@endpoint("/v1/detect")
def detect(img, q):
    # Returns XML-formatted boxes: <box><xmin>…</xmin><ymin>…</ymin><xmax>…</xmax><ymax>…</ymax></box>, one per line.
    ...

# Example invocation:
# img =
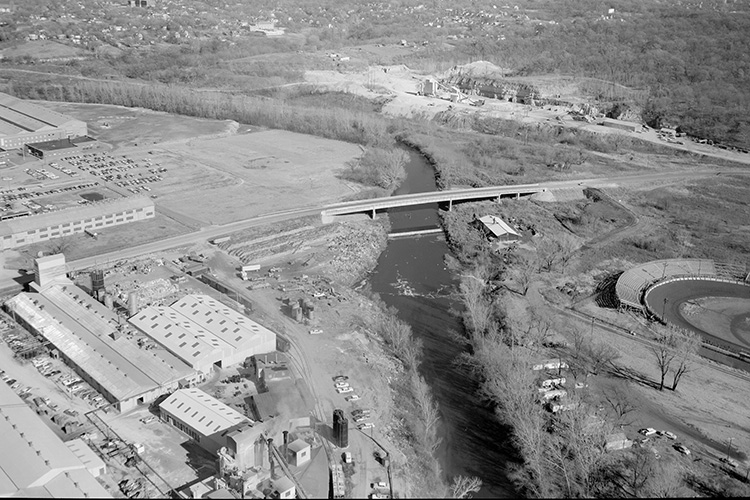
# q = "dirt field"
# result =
<box><xmin>150</xmin><ymin>130</ymin><xmax>363</xmax><ymax>224</ymax></box>
<box><xmin>303</xmin><ymin>63</ymin><xmax>750</xmax><ymax>167</ymax></box>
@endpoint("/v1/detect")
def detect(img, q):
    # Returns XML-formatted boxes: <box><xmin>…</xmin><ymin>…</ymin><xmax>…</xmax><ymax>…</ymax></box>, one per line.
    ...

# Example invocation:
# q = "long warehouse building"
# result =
<box><xmin>130</xmin><ymin>294</ymin><xmax>277</xmax><ymax>374</ymax></box>
<box><xmin>0</xmin><ymin>92</ymin><xmax>87</xmax><ymax>150</ymax></box>
<box><xmin>0</xmin><ymin>381</ymin><xmax>111</xmax><ymax>498</ymax></box>
<box><xmin>5</xmin><ymin>262</ymin><xmax>200</xmax><ymax>412</ymax></box>
<box><xmin>0</xmin><ymin>196</ymin><xmax>155</xmax><ymax>250</ymax></box>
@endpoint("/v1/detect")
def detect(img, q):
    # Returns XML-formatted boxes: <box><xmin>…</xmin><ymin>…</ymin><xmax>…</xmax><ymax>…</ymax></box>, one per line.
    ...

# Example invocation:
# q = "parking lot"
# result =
<box><xmin>61</xmin><ymin>151</ymin><xmax>167</xmax><ymax>195</ymax></box>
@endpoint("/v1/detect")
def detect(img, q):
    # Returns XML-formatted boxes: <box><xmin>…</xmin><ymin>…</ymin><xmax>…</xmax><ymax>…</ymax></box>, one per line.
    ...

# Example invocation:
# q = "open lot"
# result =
<box><xmin>153</xmin><ymin>130</ymin><xmax>363</xmax><ymax>224</ymax></box>
<box><xmin>40</xmin><ymin>101</ymin><xmax>237</xmax><ymax>149</ymax></box>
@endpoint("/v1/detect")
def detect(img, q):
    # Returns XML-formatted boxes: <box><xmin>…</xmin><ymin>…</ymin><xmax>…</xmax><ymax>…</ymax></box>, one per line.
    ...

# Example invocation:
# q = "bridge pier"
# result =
<box><xmin>516</xmin><ymin>192</ymin><xmax>520</xmax><ymax>199</ymax></box>
<box><xmin>448</xmin><ymin>199</ymin><xmax>452</xmax><ymax>211</ymax></box>
<box><xmin>371</xmin><ymin>208</ymin><xmax>376</xmax><ymax>219</ymax></box>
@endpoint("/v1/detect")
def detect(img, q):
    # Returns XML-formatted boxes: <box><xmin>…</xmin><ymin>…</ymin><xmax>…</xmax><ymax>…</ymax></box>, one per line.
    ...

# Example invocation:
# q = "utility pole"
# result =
<box><xmin>662</xmin><ymin>297</ymin><xmax>668</xmax><ymax>321</ymax></box>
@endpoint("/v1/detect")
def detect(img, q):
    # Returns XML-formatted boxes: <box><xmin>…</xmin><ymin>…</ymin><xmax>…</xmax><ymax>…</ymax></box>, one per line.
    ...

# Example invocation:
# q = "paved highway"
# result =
<box><xmin>67</xmin><ymin>206</ymin><xmax>322</xmax><ymax>271</ymax></box>
<box><xmin>66</xmin><ymin>167</ymin><xmax>748</xmax><ymax>272</ymax></box>
<box><xmin>321</xmin><ymin>167</ymin><xmax>745</xmax><ymax>217</ymax></box>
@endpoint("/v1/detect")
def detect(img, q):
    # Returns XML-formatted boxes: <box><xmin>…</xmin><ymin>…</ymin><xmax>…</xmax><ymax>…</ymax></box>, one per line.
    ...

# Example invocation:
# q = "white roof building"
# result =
<box><xmin>477</xmin><ymin>215</ymin><xmax>520</xmax><ymax>240</ymax></box>
<box><xmin>0</xmin><ymin>382</ymin><xmax>111</xmax><ymax>498</ymax></box>
<box><xmin>130</xmin><ymin>294</ymin><xmax>277</xmax><ymax>373</ymax></box>
<box><xmin>6</xmin><ymin>282</ymin><xmax>197</xmax><ymax>412</ymax></box>
<box><xmin>159</xmin><ymin>388</ymin><xmax>251</xmax><ymax>454</ymax></box>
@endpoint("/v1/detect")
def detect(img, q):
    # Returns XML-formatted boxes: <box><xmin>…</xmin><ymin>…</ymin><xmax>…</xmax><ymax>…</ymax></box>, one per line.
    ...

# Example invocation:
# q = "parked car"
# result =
<box><xmin>720</xmin><ymin>457</ymin><xmax>739</xmax><ymax>468</ymax></box>
<box><xmin>335</xmin><ymin>381</ymin><xmax>350</xmax><ymax>389</ymax></box>
<box><xmin>357</xmin><ymin>422</ymin><xmax>375</xmax><ymax>430</ymax></box>
<box><xmin>639</xmin><ymin>428</ymin><xmax>657</xmax><ymax>436</ymax></box>
<box><xmin>673</xmin><ymin>444</ymin><xmax>691</xmax><ymax>455</ymax></box>
<box><xmin>332</xmin><ymin>375</ymin><xmax>349</xmax><ymax>382</ymax></box>
<box><xmin>5</xmin><ymin>378</ymin><xmax>16</xmax><ymax>386</ymax></box>
<box><xmin>375</xmin><ymin>481</ymin><xmax>389</xmax><ymax>489</ymax></box>
<box><xmin>663</xmin><ymin>431</ymin><xmax>677</xmax><ymax>440</ymax></box>
<box><xmin>345</xmin><ymin>394</ymin><xmax>360</xmax><ymax>402</ymax></box>
<box><xmin>309</xmin><ymin>329</ymin><xmax>323</xmax><ymax>335</ymax></box>
<box><xmin>337</xmin><ymin>386</ymin><xmax>354</xmax><ymax>394</ymax></box>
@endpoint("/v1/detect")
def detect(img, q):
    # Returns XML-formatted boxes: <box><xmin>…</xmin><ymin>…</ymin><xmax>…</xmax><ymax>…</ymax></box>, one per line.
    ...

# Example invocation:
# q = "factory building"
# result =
<box><xmin>130</xmin><ymin>294</ymin><xmax>277</xmax><ymax>374</ymax></box>
<box><xmin>25</xmin><ymin>136</ymin><xmax>101</xmax><ymax>160</ymax></box>
<box><xmin>159</xmin><ymin>388</ymin><xmax>251</xmax><ymax>454</ymax></box>
<box><xmin>0</xmin><ymin>196</ymin><xmax>155</xmax><ymax>250</ymax></box>
<box><xmin>0</xmin><ymin>92</ymin><xmax>87</xmax><ymax>150</ymax></box>
<box><xmin>0</xmin><ymin>382</ymin><xmax>111</xmax><ymax>497</ymax></box>
<box><xmin>4</xmin><ymin>256</ymin><xmax>199</xmax><ymax>412</ymax></box>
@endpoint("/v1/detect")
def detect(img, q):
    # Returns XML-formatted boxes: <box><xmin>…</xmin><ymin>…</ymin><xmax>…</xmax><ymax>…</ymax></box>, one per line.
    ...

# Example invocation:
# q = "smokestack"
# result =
<box><xmin>283</xmin><ymin>431</ymin><xmax>289</xmax><ymax>456</ymax></box>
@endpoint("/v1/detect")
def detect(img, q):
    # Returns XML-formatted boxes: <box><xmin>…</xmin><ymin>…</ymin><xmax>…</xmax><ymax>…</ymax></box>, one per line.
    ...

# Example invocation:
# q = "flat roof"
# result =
<box><xmin>160</xmin><ymin>388</ymin><xmax>249</xmax><ymax>436</ymax></box>
<box><xmin>478</xmin><ymin>215</ymin><xmax>519</xmax><ymax>238</ymax></box>
<box><xmin>287</xmin><ymin>438</ymin><xmax>309</xmax><ymax>453</ymax></box>
<box><xmin>0</xmin><ymin>195</ymin><xmax>154</xmax><ymax>237</ymax></box>
<box><xmin>0</xmin><ymin>382</ymin><xmax>111</xmax><ymax>498</ymax></box>
<box><xmin>27</xmin><ymin>138</ymin><xmax>78</xmax><ymax>151</ymax></box>
<box><xmin>130</xmin><ymin>294</ymin><xmax>276</xmax><ymax>367</ymax></box>
<box><xmin>7</xmin><ymin>284</ymin><xmax>194</xmax><ymax>402</ymax></box>
<box><xmin>0</xmin><ymin>93</ymin><xmax>86</xmax><ymax>138</ymax></box>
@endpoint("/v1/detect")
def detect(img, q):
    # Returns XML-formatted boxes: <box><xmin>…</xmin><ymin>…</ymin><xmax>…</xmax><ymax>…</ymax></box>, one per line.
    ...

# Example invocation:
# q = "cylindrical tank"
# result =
<box><xmin>333</xmin><ymin>409</ymin><xmax>348</xmax><ymax>448</ymax></box>
<box><xmin>128</xmin><ymin>291</ymin><xmax>139</xmax><ymax>316</ymax></box>
<box><xmin>104</xmin><ymin>294</ymin><xmax>114</xmax><ymax>310</ymax></box>
<box><xmin>91</xmin><ymin>269</ymin><xmax>105</xmax><ymax>295</ymax></box>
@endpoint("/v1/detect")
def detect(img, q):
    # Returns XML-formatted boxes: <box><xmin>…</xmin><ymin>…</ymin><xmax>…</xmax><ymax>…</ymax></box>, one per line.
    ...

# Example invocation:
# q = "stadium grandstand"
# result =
<box><xmin>616</xmin><ymin>259</ymin><xmax>717</xmax><ymax>309</ymax></box>
<box><xmin>615</xmin><ymin>259</ymin><xmax>749</xmax><ymax>310</ymax></box>
<box><xmin>0</xmin><ymin>92</ymin><xmax>87</xmax><ymax>150</ymax></box>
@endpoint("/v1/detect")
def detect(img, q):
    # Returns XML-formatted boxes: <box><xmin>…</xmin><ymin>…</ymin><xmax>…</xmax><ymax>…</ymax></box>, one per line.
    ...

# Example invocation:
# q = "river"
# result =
<box><xmin>368</xmin><ymin>147</ymin><xmax>517</xmax><ymax>497</ymax></box>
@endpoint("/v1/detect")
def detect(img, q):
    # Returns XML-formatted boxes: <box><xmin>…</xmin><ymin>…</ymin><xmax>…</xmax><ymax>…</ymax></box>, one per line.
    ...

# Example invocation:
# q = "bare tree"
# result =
<box><xmin>650</xmin><ymin>335</ymin><xmax>675</xmax><ymax>391</ymax></box>
<box><xmin>650</xmin><ymin>325</ymin><xmax>699</xmax><ymax>391</ymax></box>
<box><xmin>448</xmin><ymin>475</ymin><xmax>483</xmax><ymax>498</ymax></box>
<box><xmin>512</xmin><ymin>253</ymin><xmax>538</xmax><ymax>295</ymax></box>
<box><xmin>602</xmin><ymin>385</ymin><xmax>636</xmax><ymax>426</ymax></box>
<box><xmin>670</xmin><ymin>328</ymin><xmax>700</xmax><ymax>391</ymax></box>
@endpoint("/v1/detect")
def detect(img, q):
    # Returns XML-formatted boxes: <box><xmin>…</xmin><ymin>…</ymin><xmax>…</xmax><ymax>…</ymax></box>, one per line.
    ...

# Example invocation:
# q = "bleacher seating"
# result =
<box><xmin>616</xmin><ymin>259</ymin><xmax>716</xmax><ymax>309</ymax></box>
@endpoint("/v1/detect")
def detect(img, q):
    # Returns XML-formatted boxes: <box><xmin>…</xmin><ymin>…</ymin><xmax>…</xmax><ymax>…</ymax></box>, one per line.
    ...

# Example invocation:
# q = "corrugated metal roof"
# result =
<box><xmin>160</xmin><ymin>388</ymin><xmax>248</xmax><ymax>437</ymax></box>
<box><xmin>0</xmin><ymin>196</ymin><xmax>154</xmax><ymax>236</ymax></box>
<box><xmin>0</xmin><ymin>382</ymin><xmax>111</xmax><ymax>498</ymax></box>
<box><xmin>6</xmin><ymin>285</ymin><xmax>194</xmax><ymax>402</ymax></box>
<box><xmin>478</xmin><ymin>215</ymin><xmax>519</xmax><ymax>238</ymax></box>
<box><xmin>130</xmin><ymin>305</ymin><xmax>226</xmax><ymax>369</ymax></box>
<box><xmin>130</xmin><ymin>294</ymin><xmax>275</xmax><ymax>368</ymax></box>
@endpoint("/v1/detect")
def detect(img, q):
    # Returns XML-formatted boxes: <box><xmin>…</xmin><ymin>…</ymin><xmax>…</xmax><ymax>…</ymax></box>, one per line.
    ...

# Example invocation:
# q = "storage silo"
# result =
<box><xmin>333</xmin><ymin>409</ymin><xmax>348</xmax><ymax>449</ymax></box>
<box><xmin>90</xmin><ymin>269</ymin><xmax>105</xmax><ymax>296</ymax></box>
<box><xmin>128</xmin><ymin>291</ymin><xmax>139</xmax><ymax>316</ymax></box>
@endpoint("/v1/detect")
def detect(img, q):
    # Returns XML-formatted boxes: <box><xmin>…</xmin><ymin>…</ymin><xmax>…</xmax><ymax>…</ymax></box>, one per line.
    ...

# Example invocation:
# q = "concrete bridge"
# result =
<box><xmin>321</xmin><ymin>184</ymin><xmax>547</xmax><ymax>222</ymax></box>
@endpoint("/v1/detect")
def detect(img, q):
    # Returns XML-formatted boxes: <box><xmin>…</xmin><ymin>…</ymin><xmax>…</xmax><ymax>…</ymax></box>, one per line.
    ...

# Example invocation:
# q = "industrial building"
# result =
<box><xmin>0</xmin><ymin>92</ymin><xmax>87</xmax><ymax>150</ymax></box>
<box><xmin>25</xmin><ymin>136</ymin><xmax>101</xmax><ymax>160</ymax></box>
<box><xmin>159</xmin><ymin>388</ymin><xmax>251</xmax><ymax>454</ymax></box>
<box><xmin>0</xmin><ymin>381</ymin><xmax>111</xmax><ymax>497</ymax></box>
<box><xmin>0</xmin><ymin>196</ymin><xmax>155</xmax><ymax>250</ymax></box>
<box><xmin>130</xmin><ymin>294</ymin><xmax>277</xmax><ymax>374</ymax></box>
<box><xmin>5</xmin><ymin>255</ymin><xmax>199</xmax><ymax>412</ymax></box>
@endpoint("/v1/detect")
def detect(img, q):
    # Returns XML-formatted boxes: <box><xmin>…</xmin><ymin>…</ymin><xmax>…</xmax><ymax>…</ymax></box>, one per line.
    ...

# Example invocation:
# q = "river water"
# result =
<box><xmin>368</xmin><ymin>148</ymin><xmax>516</xmax><ymax>497</ymax></box>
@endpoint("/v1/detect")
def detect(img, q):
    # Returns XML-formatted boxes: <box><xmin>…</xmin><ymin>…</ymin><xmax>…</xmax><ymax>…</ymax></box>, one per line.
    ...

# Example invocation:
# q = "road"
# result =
<box><xmin>65</xmin><ymin>167</ymin><xmax>750</xmax><ymax>273</ymax></box>
<box><xmin>66</xmin><ymin>206</ymin><xmax>322</xmax><ymax>271</ymax></box>
<box><xmin>322</xmin><ymin>167</ymin><xmax>748</xmax><ymax>218</ymax></box>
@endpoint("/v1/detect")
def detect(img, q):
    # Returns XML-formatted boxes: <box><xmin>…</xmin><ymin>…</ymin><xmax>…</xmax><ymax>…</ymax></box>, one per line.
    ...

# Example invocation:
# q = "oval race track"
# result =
<box><xmin>644</xmin><ymin>279</ymin><xmax>750</xmax><ymax>352</ymax></box>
